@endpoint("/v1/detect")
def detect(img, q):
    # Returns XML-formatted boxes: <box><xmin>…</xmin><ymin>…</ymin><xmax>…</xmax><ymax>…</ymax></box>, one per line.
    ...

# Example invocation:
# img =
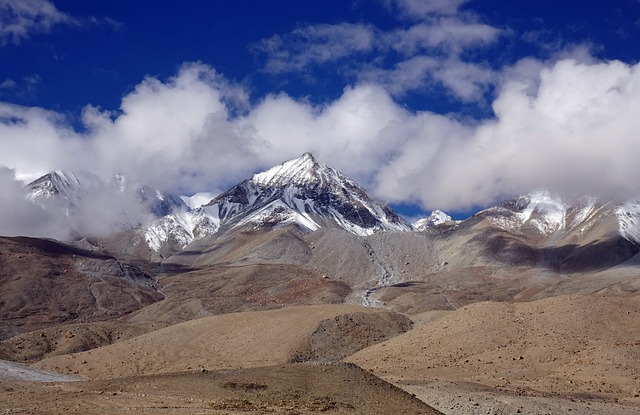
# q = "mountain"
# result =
<box><xmin>413</xmin><ymin>210</ymin><xmax>453</xmax><ymax>230</ymax></box>
<box><xmin>27</xmin><ymin>171</ymin><xmax>187</xmax><ymax>217</ymax></box>
<box><xmin>25</xmin><ymin>170</ymin><xmax>191</xmax><ymax>241</ymax></box>
<box><xmin>475</xmin><ymin>190</ymin><xmax>640</xmax><ymax>246</ymax></box>
<box><xmin>26</xmin><ymin>167</ymin><xmax>640</xmax><ymax>276</ymax></box>
<box><xmin>143</xmin><ymin>153</ymin><xmax>412</xmax><ymax>253</ymax></box>
<box><xmin>428</xmin><ymin>190</ymin><xmax>640</xmax><ymax>274</ymax></box>
<box><xmin>138</xmin><ymin>185</ymin><xmax>189</xmax><ymax>217</ymax></box>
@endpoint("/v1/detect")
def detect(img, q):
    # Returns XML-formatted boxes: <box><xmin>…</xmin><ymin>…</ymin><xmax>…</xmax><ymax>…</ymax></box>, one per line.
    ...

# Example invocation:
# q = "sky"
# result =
<box><xmin>2</xmin><ymin>0</ymin><xmax>640</xmax><ymax>237</ymax></box>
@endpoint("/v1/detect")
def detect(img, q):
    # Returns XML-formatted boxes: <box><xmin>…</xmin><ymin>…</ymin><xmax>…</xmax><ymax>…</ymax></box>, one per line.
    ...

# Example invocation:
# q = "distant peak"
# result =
<box><xmin>413</xmin><ymin>209</ymin><xmax>452</xmax><ymax>230</ymax></box>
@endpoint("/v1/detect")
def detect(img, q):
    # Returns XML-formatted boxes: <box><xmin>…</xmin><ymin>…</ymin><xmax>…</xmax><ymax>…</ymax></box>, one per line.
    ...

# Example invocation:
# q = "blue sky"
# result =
<box><xmin>2</xmin><ymin>0</ymin><xmax>640</xmax><ymax>223</ymax></box>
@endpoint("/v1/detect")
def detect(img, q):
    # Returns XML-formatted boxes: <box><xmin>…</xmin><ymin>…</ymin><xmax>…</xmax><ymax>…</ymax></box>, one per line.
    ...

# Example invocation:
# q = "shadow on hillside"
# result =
<box><xmin>5</xmin><ymin>236</ymin><xmax>115</xmax><ymax>260</ymax></box>
<box><xmin>472</xmin><ymin>231</ymin><xmax>640</xmax><ymax>273</ymax></box>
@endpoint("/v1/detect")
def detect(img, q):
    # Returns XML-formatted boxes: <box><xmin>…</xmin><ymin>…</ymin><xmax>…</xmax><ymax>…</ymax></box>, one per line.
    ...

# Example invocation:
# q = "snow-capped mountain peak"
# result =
<box><xmin>200</xmin><ymin>153</ymin><xmax>411</xmax><ymax>233</ymax></box>
<box><xmin>481</xmin><ymin>190</ymin><xmax>567</xmax><ymax>236</ymax></box>
<box><xmin>143</xmin><ymin>153</ymin><xmax>412</xmax><ymax>252</ymax></box>
<box><xmin>27</xmin><ymin>170</ymin><xmax>82</xmax><ymax>203</ymax></box>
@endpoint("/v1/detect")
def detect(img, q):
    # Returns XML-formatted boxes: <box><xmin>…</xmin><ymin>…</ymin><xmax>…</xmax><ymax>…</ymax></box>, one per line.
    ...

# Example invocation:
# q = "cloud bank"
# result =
<box><xmin>1</xmin><ymin>56</ymin><xmax>640</xmax><ymax>219</ymax></box>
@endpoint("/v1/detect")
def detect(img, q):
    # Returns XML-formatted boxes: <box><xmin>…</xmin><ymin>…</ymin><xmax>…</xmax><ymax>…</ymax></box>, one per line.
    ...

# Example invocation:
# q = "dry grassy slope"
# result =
<box><xmin>165</xmin><ymin>227</ymin><xmax>315</xmax><ymax>270</ymax></box>
<box><xmin>347</xmin><ymin>295</ymin><xmax>640</xmax><ymax>402</ymax></box>
<box><xmin>0</xmin><ymin>237</ymin><xmax>163</xmax><ymax>339</ymax></box>
<box><xmin>36</xmin><ymin>304</ymin><xmax>411</xmax><ymax>379</ymax></box>
<box><xmin>373</xmin><ymin>254</ymin><xmax>640</xmax><ymax>316</ymax></box>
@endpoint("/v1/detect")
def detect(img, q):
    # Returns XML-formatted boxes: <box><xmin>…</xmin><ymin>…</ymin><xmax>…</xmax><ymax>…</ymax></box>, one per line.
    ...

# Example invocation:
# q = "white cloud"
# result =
<box><xmin>242</xmin><ymin>83</ymin><xmax>409</xmax><ymax>186</ymax></box>
<box><xmin>0</xmin><ymin>102</ymin><xmax>88</xmax><ymax>181</ymax></box>
<box><xmin>0</xmin><ymin>78</ymin><xmax>17</xmax><ymax>89</ymax></box>
<box><xmin>4</xmin><ymin>56</ymin><xmax>640</xmax><ymax>237</ymax></box>
<box><xmin>385</xmin><ymin>19</ymin><xmax>500</xmax><ymax>55</ymax></box>
<box><xmin>255</xmin><ymin>23</ymin><xmax>376</xmax><ymax>74</ymax></box>
<box><xmin>0</xmin><ymin>0</ymin><xmax>76</xmax><ymax>45</ymax></box>
<box><xmin>360</xmin><ymin>56</ymin><xmax>438</xmax><ymax>96</ymax></box>
<box><xmin>0</xmin><ymin>75</ymin><xmax>41</xmax><ymax>101</ymax></box>
<box><xmin>81</xmin><ymin>62</ymin><xmax>253</xmax><ymax>192</ymax></box>
<box><xmin>384</xmin><ymin>0</ymin><xmax>470</xmax><ymax>18</ymax></box>
<box><xmin>431</xmin><ymin>58</ymin><xmax>495</xmax><ymax>101</ymax></box>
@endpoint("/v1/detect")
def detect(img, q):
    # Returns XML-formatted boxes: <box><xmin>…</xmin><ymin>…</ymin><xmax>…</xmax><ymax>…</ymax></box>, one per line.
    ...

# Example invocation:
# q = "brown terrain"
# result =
<box><xmin>2</xmin><ymin>208</ymin><xmax>640</xmax><ymax>415</ymax></box>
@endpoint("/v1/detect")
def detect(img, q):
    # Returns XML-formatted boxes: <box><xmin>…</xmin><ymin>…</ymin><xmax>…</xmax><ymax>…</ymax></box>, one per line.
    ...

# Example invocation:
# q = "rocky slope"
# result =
<box><xmin>0</xmin><ymin>236</ymin><xmax>163</xmax><ymax>340</ymax></box>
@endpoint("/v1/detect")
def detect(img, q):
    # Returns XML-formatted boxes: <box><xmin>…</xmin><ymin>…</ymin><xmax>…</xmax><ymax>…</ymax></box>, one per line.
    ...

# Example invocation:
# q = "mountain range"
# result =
<box><xmin>4</xmin><ymin>153</ymin><xmax>640</xmax><ymax>414</ymax></box>
<box><xmin>25</xmin><ymin>153</ymin><xmax>640</xmax><ymax>273</ymax></box>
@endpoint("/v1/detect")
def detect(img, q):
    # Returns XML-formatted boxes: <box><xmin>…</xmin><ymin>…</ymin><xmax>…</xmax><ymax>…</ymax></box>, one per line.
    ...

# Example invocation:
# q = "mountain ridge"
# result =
<box><xmin>143</xmin><ymin>153</ymin><xmax>412</xmax><ymax>253</ymax></box>
<box><xmin>21</xmin><ymin>156</ymin><xmax>640</xmax><ymax>271</ymax></box>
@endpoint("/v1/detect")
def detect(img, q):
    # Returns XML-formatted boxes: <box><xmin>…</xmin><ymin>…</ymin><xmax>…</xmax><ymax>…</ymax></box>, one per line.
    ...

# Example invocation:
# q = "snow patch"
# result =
<box><xmin>616</xmin><ymin>200</ymin><xmax>640</xmax><ymax>244</ymax></box>
<box><xmin>235</xmin><ymin>200</ymin><xmax>320</xmax><ymax>231</ymax></box>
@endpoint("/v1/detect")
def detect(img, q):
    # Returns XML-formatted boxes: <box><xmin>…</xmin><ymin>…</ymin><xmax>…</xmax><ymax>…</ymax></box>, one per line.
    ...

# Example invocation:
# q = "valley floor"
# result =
<box><xmin>2</xmin><ymin>296</ymin><xmax>640</xmax><ymax>415</ymax></box>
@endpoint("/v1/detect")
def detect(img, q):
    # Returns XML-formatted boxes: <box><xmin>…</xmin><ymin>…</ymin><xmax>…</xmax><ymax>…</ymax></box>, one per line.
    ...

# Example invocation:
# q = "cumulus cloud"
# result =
<box><xmin>375</xmin><ymin>57</ymin><xmax>640</xmax><ymax>210</ymax></box>
<box><xmin>0</xmin><ymin>0</ymin><xmax>76</xmax><ymax>45</ymax></box>
<box><xmin>0</xmin><ymin>102</ymin><xmax>88</xmax><ymax>181</ymax></box>
<box><xmin>241</xmin><ymin>83</ymin><xmax>409</xmax><ymax>187</ymax></box>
